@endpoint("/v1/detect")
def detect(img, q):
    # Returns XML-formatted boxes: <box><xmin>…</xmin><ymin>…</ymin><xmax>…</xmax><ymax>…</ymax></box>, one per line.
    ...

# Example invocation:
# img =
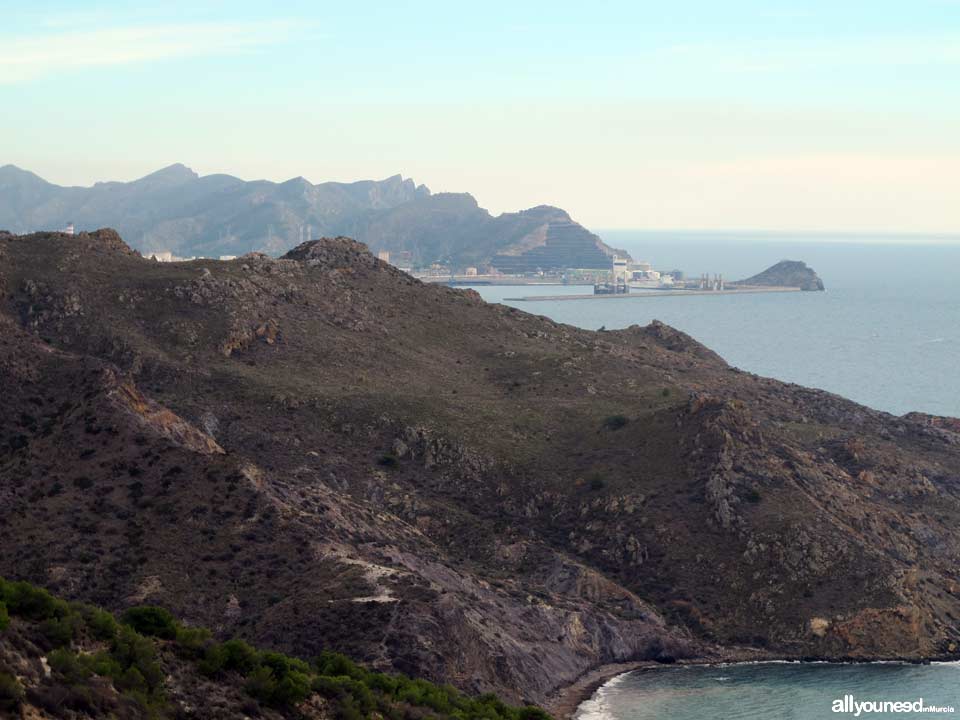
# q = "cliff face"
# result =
<box><xmin>0</xmin><ymin>231</ymin><xmax>958</xmax><ymax>704</ymax></box>
<box><xmin>736</xmin><ymin>260</ymin><xmax>826</xmax><ymax>291</ymax></box>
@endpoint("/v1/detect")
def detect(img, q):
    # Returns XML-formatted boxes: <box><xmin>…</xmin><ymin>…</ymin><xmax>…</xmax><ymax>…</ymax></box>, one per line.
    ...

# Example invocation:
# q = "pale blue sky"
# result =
<box><xmin>2</xmin><ymin>1</ymin><xmax>958</xmax><ymax>232</ymax></box>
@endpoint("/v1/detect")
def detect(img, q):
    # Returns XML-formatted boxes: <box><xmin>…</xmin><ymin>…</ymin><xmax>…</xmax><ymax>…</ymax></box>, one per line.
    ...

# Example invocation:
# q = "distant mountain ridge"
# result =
<box><xmin>0</xmin><ymin>163</ymin><xmax>623</xmax><ymax>269</ymax></box>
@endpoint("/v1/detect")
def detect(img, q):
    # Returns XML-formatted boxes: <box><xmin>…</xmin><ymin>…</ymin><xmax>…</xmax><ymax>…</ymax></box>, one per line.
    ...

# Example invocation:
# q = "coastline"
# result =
<box><xmin>542</xmin><ymin>661</ymin><xmax>656</xmax><ymax>720</ymax></box>
<box><xmin>541</xmin><ymin>649</ymin><xmax>959</xmax><ymax>720</ymax></box>
<box><xmin>504</xmin><ymin>286</ymin><xmax>803</xmax><ymax>301</ymax></box>
<box><xmin>542</xmin><ymin>647</ymin><xmax>779</xmax><ymax>720</ymax></box>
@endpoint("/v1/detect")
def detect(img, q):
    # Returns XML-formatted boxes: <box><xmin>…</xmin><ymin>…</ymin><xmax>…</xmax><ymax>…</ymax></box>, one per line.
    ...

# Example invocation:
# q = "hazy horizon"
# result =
<box><xmin>3</xmin><ymin>1</ymin><xmax>958</xmax><ymax>235</ymax></box>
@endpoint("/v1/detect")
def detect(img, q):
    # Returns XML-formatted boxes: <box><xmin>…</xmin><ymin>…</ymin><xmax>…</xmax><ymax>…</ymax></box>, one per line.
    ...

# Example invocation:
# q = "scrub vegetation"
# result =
<box><xmin>0</xmin><ymin>577</ymin><xmax>552</xmax><ymax>720</ymax></box>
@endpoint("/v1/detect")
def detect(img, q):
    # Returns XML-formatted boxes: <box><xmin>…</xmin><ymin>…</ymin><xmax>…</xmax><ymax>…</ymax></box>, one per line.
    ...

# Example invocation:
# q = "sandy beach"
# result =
<box><xmin>543</xmin><ymin>646</ymin><xmax>780</xmax><ymax>720</ymax></box>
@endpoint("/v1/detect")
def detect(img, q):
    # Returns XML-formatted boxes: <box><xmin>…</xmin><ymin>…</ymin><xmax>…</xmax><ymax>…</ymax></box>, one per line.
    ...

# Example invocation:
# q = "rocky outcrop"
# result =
<box><xmin>903</xmin><ymin>412</ymin><xmax>960</xmax><ymax>445</ymax></box>
<box><xmin>735</xmin><ymin>260</ymin><xmax>825</xmax><ymax>291</ymax></box>
<box><xmin>631</xmin><ymin>320</ymin><xmax>726</xmax><ymax>364</ymax></box>
<box><xmin>281</xmin><ymin>236</ymin><xmax>386</xmax><ymax>270</ymax></box>
<box><xmin>104</xmin><ymin>370</ymin><xmax>225</xmax><ymax>455</ymax></box>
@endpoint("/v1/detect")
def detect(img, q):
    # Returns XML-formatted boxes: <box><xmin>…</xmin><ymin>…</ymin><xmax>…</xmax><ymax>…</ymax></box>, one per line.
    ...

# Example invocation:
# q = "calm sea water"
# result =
<box><xmin>471</xmin><ymin>231</ymin><xmax>960</xmax><ymax>715</ymax></box>
<box><xmin>469</xmin><ymin>232</ymin><xmax>960</xmax><ymax>418</ymax></box>
<box><xmin>575</xmin><ymin>663</ymin><xmax>959</xmax><ymax>720</ymax></box>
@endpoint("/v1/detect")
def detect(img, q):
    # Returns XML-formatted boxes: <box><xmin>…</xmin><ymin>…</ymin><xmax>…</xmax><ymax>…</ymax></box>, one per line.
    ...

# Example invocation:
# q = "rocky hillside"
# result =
<box><xmin>735</xmin><ymin>260</ymin><xmax>825</xmax><ymax>291</ymax></box>
<box><xmin>0</xmin><ymin>230</ymin><xmax>958</xmax><ymax>708</ymax></box>
<box><xmin>335</xmin><ymin>195</ymin><xmax>623</xmax><ymax>271</ymax></box>
<box><xmin>0</xmin><ymin>165</ymin><xmax>623</xmax><ymax>270</ymax></box>
<box><xmin>0</xmin><ymin>577</ymin><xmax>551</xmax><ymax>720</ymax></box>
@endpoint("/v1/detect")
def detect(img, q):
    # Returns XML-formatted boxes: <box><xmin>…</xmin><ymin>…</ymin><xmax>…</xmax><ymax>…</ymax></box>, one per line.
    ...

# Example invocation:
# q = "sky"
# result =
<box><xmin>1</xmin><ymin>0</ymin><xmax>958</xmax><ymax>234</ymax></box>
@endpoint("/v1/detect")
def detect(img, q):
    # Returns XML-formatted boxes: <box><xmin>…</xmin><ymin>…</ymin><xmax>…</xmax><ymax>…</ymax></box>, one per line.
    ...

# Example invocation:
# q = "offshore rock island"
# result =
<box><xmin>733</xmin><ymin>260</ymin><xmax>826</xmax><ymax>292</ymax></box>
<box><xmin>0</xmin><ymin>230</ymin><xmax>958</xmax><ymax>717</ymax></box>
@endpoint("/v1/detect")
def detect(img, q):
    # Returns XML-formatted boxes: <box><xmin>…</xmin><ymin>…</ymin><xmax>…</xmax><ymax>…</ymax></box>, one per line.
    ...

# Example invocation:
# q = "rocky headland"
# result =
<box><xmin>0</xmin><ymin>230</ymin><xmax>958</xmax><ymax>716</ymax></box>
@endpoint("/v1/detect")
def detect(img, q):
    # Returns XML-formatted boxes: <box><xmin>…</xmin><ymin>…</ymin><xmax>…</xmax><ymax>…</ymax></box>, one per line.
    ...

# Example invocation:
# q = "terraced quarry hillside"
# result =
<box><xmin>489</xmin><ymin>220</ymin><xmax>615</xmax><ymax>273</ymax></box>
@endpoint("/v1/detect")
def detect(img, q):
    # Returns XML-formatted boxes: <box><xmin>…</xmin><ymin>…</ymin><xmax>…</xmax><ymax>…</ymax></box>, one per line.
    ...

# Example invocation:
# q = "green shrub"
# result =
<box><xmin>336</xmin><ymin>697</ymin><xmax>365</xmax><ymax>720</ymax></box>
<box><xmin>48</xmin><ymin>648</ymin><xmax>94</xmax><ymax>683</ymax></box>
<box><xmin>313</xmin><ymin>675</ymin><xmax>375</xmax><ymax>712</ymax></box>
<box><xmin>110</xmin><ymin>626</ymin><xmax>164</xmax><ymax>694</ymax></box>
<box><xmin>475</xmin><ymin>692</ymin><xmax>511</xmax><ymax>719</ymax></box>
<box><xmin>41</xmin><ymin>613</ymin><xmax>83</xmax><ymax>647</ymax></box>
<box><xmin>244</xmin><ymin>651</ymin><xmax>313</xmax><ymax>707</ymax></box>
<box><xmin>518</xmin><ymin>706</ymin><xmax>554</xmax><ymax>720</ymax></box>
<box><xmin>316</xmin><ymin>650</ymin><xmax>365</xmax><ymax>680</ymax></box>
<box><xmin>220</xmin><ymin>638</ymin><xmax>260</xmax><ymax>674</ymax></box>
<box><xmin>397</xmin><ymin>677</ymin><xmax>456</xmax><ymax>712</ymax></box>
<box><xmin>272</xmin><ymin>670</ymin><xmax>312</xmax><ymax>707</ymax></box>
<box><xmin>116</xmin><ymin>666</ymin><xmax>149</xmax><ymax>694</ymax></box>
<box><xmin>89</xmin><ymin>651</ymin><xmax>123</xmax><ymax>678</ymax></box>
<box><xmin>365</xmin><ymin>671</ymin><xmax>400</xmax><ymax>695</ymax></box>
<box><xmin>197</xmin><ymin>643</ymin><xmax>228</xmax><ymax>677</ymax></box>
<box><xmin>121</xmin><ymin>606</ymin><xmax>177</xmax><ymax>639</ymax></box>
<box><xmin>260</xmin><ymin>650</ymin><xmax>310</xmax><ymax>678</ymax></box>
<box><xmin>0</xmin><ymin>672</ymin><xmax>24</xmax><ymax>712</ymax></box>
<box><xmin>1</xmin><ymin>581</ymin><xmax>65</xmax><ymax>620</ymax></box>
<box><xmin>174</xmin><ymin>625</ymin><xmax>212</xmax><ymax>658</ymax></box>
<box><xmin>244</xmin><ymin>666</ymin><xmax>277</xmax><ymax>704</ymax></box>
<box><xmin>312</xmin><ymin>674</ymin><xmax>350</xmax><ymax>699</ymax></box>
<box><xmin>198</xmin><ymin>637</ymin><xmax>260</xmax><ymax>678</ymax></box>
<box><xmin>78</xmin><ymin>604</ymin><xmax>119</xmax><ymax>641</ymax></box>
<box><xmin>347</xmin><ymin>679</ymin><xmax>376</xmax><ymax>713</ymax></box>
<box><xmin>0</xmin><ymin>578</ymin><xmax>558</xmax><ymax>720</ymax></box>
<box><xmin>602</xmin><ymin>414</ymin><xmax>629</xmax><ymax>431</ymax></box>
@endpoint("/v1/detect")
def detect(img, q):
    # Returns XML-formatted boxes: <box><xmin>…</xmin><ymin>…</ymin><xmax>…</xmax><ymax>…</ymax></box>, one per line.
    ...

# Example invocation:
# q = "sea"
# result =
<box><xmin>468</xmin><ymin>231</ymin><xmax>960</xmax><ymax>418</ymax></box>
<box><xmin>574</xmin><ymin>662</ymin><xmax>958</xmax><ymax>720</ymax></box>
<box><xmin>466</xmin><ymin>231</ymin><xmax>960</xmax><ymax>717</ymax></box>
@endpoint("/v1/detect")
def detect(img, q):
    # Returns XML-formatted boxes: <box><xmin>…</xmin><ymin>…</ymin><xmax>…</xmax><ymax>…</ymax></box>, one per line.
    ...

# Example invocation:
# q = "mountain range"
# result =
<box><xmin>0</xmin><ymin>229</ymin><xmax>958</xmax><ymax>716</ymax></box>
<box><xmin>0</xmin><ymin>164</ymin><xmax>622</xmax><ymax>270</ymax></box>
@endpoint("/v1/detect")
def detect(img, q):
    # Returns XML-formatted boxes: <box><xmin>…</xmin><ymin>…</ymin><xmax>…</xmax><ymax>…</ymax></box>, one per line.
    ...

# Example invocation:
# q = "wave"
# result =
<box><xmin>575</xmin><ymin>658</ymin><xmax>959</xmax><ymax>719</ymax></box>
<box><xmin>574</xmin><ymin>673</ymin><xmax>630</xmax><ymax>720</ymax></box>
